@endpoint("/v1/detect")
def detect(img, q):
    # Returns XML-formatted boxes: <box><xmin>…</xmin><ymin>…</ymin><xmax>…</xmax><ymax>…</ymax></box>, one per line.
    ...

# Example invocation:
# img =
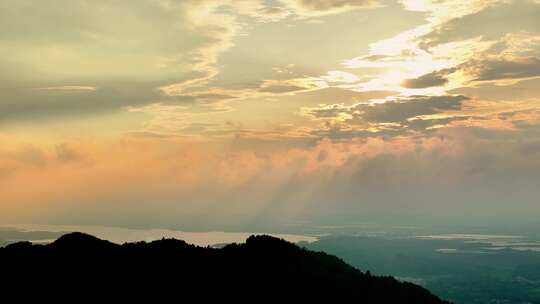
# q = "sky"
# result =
<box><xmin>1</xmin><ymin>0</ymin><xmax>540</xmax><ymax>230</ymax></box>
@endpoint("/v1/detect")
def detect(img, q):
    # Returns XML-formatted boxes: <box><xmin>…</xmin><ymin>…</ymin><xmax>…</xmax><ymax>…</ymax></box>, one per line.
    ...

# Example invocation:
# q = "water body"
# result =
<box><xmin>416</xmin><ymin>234</ymin><xmax>540</xmax><ymax>251</ymax></box>
<box><xmin>0</xmin><ymin>224</ymin><xmax>318</xmax><ymax>246</ymax></box>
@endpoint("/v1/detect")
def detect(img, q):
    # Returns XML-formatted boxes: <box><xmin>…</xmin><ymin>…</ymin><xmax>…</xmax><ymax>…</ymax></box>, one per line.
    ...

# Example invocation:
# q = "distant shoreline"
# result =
<box><xmin>0</xmin><ymin>223</ymin><xmax>318</xmax><ymax>247</ymax></box>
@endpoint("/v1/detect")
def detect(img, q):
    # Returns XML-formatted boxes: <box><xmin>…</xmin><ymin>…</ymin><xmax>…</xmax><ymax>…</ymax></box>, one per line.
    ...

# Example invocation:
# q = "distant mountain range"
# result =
<box><xmin>0</xmin><ymin>232</ymin><xmax>450</xmax><ymax>303</ymax></box>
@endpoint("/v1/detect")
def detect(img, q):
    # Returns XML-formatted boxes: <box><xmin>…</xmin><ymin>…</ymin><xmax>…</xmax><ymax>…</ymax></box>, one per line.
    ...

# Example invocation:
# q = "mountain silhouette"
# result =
<box><xmin>0</xmin><ymin>232</ymin><xmax>450</xmax><ymax>303</ymax></box>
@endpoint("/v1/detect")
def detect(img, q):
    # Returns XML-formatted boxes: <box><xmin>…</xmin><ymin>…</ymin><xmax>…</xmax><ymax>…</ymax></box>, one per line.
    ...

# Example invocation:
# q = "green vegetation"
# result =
<box><xmin>307</xmin><ymin>236</ymin><xmax>540</xmax><ymax>304</ymax></box>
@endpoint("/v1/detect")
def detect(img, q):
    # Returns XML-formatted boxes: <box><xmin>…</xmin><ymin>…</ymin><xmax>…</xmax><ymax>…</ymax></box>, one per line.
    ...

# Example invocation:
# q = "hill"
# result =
<box><xmin>0</xmin><ymin>232</ymin><xmax>450</xmax><ymax>303</ymax></box>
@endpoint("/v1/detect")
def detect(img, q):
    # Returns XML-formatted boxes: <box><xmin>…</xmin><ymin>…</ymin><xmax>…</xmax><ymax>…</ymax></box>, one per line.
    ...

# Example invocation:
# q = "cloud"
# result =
<box><xmin>0</xmin><ymin>1</ymin><xmax>234</xmax><ymax>82</ymax></box>
<box><xmin>258</xmin><ymin>78</ymin><xmax>327</xmax><ymax>93</ymax></box>
<box><xmin>320</xmin><ymin>71</ymin><xmax>361</xmax><ymax>84</ymax></box>
<box><xmin>0</xmin><ymin>84</ymin><xmax>183</xmax><ymax>124</ymax></box>
<box><xmin>216</xmin><ymin>0</ymin><xmax>382</xmax><ymax>20</ymax></box>
<box><xmin>0</xmin><ymin>0</ymin><xmax>258</xmax><ymax>122</ymax></box>
<box><xmin>1</xmin><ymin>0</ymin><xmax>352</xmax><ymax>124</ymax></box>
<box><xmin>466</xmin><ymin>56</ymin><xmax>540</xmax><ymax>83</ymax></box>
<box><xmin>1</xmin><ymin>0</ymin><xmax>540</xmax><ymax>232</ymax></box>
<box><xmin>0</xmin><ymin>0</ymin><xmax>412</xmax><ymax>125</ymax></box>
<box><xmin>160</xmin><ymin>77</ymin><xmax>326</xmax><ymax>105</ymax></box>
<box><xmin>304</xmin><ymin>95</ymin><xmax>467</xmax><ymax>124</ymax></box>
<box><xmin>32</xmin><ymin>86</ymin><xmax>97</xmax><ymax>92</ymax></box>
<box><xmin>401</xmin><ymin>69</ymin><xmax>456</xmax><ymax>88</ymax></box>
<box><xmin>300</xmin><ymin>95</ymin><xmax>471</xmax><ymax>140</ymax></box>
<box><xmin>360</xmin><ymin>95</ymin><xmax>466</xmax><ymax>122</ymax></box>
<box><xmin>284</xmin><ymin>0</ymin><xmax>381</xmax><ymax>17</ymax></box>
<box><xmin>400</xmin><ymin>0</ymin><xmax>505</xmax><ymax>23</ymax></box>
<box><xmin>339</xmin><ymin>0</ymin><xmax>540</xmax><ymax>99</ymax></box>
<box><xmin>418</xmin><ymin>0</ymin><xmax>540</xmax><ymax>49</ymax></box>
<box><xmin>2</xmin><ymin>129</ymin><xmax>540</xmax><ymax>228</ymax></box>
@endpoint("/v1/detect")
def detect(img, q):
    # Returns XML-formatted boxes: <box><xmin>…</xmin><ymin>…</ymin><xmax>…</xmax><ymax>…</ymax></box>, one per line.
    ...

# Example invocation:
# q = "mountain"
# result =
<box><xmin>0</xmin><ymin>232</ymin><xmax>450</xmax><ymax>303</ymax></box>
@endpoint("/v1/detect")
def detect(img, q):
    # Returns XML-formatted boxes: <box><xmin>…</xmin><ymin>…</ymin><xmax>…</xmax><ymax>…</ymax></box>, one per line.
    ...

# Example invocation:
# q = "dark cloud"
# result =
<box><xmin>257</xmin><ymin>5</ymin><xmax>290</xmax><ymax>17</ymax></box>
<box><xmin>519</xmin><ymin>140</ymin><xmax>540</xmax><ymax>155</ymax></box>
<box><xmin>179</xmin><ymin>123</ymin><xmax>220</xmax><ymax>134</ymax></box>
<box><xmin>294</xmin><ymin>0</ymin><xmax>378</xmax><ymax>12</ymax></box>
<box><xmin>304</xmin><ymin>104</ymin><xmax>350</xmax><ymax>119</ymax></box>
<box><xmin>311</xmin><ymin>132</ymin><xmax>540</xmax><ymax>221</ymax></box>
<box><xmin>298</xmin><ymin>87</ymin><xmax>398</xmax><ymax>105</ymax></box>
<box><xmin>449</xmin><ymin>77</ymin><xmax>540</xmax><ymax>101</ymax></box>
<box><xmin>467</xmin><ymin>56</ymin><xmax>540</xmax><ymax>82</ymax></box>
<box><xmin>360</xmin><ymin>54</ymin><xmax>391</xmax><ymax>61</ymax></box>
<box><xmin>55</xmin><ymin>144</ymin><xmax>82</xmax><ymax>163</ymax></box>
<box><xmin>419</xmin><ymin>1</ymin><xmax>540</xmax><ymax>49</ymax></box>
<box><xmin>1</xmin><ymin>86</ymin><xmax>141</xmax><ymax>124</ymax></box>
<box><xmin>4</xmin><ymin>0</ymin><xmax>224</xmax><ymax>50</ymax></box>
<box><xmin>401</xmin><ymin>69</ymin><xmax>455</xmax><ymax>88</ymax></box>
<box><xmin>0</xmin><ymin>83</ymin><xmax>200</xmax><ymax>124</ymax></box>
<box><xmin>0</xmin><ymin>1</ymin><xmax>240</xmax><ymax>124</ymax></box>
<box><xmin>306</xmin><ymin>95</ymin><xmax>467</xmax><ymax>124</ymax></box>
<box><xmin>406</xmin><ymin>117</ymin><xmax>458</xmax><ymax>131</ymax></box>
<box><xmin>355</xmin><ymin>95</ymin><xmax>466</xmax><ymax>123</ymax></box>
<box><xmin>124</xmin><ymin>131</ymin><xmax>185</xmax><ymax>139</ymax></box>
<box><xmin>259</xmin><ymin>84</ymin><xmax>309</xmax><ymax>93</ymax></box>
<box><xmin>184</xmin><ymin>93</ymin><xmax>239</xmax><ymax>104</ymax></box>
<box><xmin>303</xmin><ymin>95</ymin><xmax>468</xmax><ymax>139</ymax></box>
<box><xmin>306</xmin><ymin>123</ymin><xmax>403</xmax><ymax>140</ymax></box>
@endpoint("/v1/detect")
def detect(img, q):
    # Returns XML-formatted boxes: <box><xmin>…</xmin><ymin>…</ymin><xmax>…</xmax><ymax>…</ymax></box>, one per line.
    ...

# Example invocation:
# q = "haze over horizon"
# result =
<box><xmin>1</xmin><ymin>0</ymin><xmax>540</xmax><ymax>231</ymax></box>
